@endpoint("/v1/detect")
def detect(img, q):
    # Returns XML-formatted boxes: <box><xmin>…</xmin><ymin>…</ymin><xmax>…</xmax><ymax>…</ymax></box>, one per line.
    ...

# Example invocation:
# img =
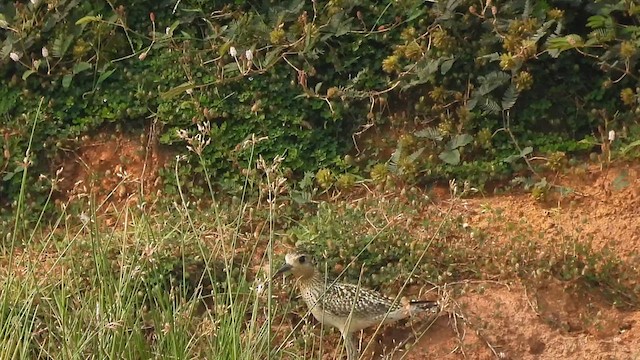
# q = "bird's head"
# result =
<box><xmin>273</xmin><ymin>252</ymin><xmax>316</xmax><ymax>280</ymax></box>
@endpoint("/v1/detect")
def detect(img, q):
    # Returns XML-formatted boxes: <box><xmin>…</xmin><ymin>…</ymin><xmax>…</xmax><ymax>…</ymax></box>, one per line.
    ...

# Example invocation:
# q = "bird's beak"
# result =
<box><xmin>273</xmin><ymin>263</ymin><xmax>293</xmax><ymax>280</ymax></box>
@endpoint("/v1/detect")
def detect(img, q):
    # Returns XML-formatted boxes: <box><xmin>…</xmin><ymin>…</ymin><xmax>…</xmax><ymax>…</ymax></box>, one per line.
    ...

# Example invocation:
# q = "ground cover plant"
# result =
<box><xmin>0</xmin><ymin>126</ymin><xmax>639</xmax><ymax>358</ymax></box>
<box><xmin>1</xmin><ymin>0</ymin><xmax>640</xmax><ymax>359</ymax></box>
<box><xmin>1</xmin><ymin>0</ymin><xmax>640</xmax><ymax>209</ymax></box>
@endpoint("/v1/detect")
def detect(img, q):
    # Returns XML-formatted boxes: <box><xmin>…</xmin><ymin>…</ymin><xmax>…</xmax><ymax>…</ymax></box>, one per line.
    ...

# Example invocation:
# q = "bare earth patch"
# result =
<box><xmin>466</xmin><ymin>163</ymin><xmax>640</xmax><ymax>257</ymax></box>
<box><xmin>400</xmin><ymin>281</ymin><xmax>639</xmax><ymax>360</ymax></box>
<box><xmin>389</xmin><ymin>163</ymin><xmax>640</xmax><ymax>359</ymax></box>
<box><xmin>53</xmin><ymin>130</ymin><xmax>169</xmax><ymax>212</ymax></box>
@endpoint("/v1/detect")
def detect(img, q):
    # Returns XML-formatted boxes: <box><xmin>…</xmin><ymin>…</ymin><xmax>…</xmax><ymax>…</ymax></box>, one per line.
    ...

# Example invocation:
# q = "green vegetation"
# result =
<box><xmin>1</xmin><ymin>1</ymin><xmax>640</xmax><ymax>358</ymax></box>
<box><xmin>0</xmin><ymin>152</ymin><xmax>637</xmax><ymax>358</ymax></box>
<box><xmin>2</xmin><ymin>0</ymin><xmax>640</xmax><ymax>209</ymax></box>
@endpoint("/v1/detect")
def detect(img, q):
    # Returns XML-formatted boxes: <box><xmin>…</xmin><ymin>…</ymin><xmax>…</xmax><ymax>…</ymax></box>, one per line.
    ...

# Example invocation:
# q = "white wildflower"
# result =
<box><xmin>41</xmin><ymin>47</ymin><xmax>49</xmax><ymax>58</ymax></box>
<box><xmin>176</xmin><ymin>129</ymin><xmax>188</xmax><ymax>139</ymax></box>
<box><xmin>255</xmin><ymin>280</ymin><xmax>265</xmax><ymax>295</ymax></box>
<box><xmin>9</xmin><ymin>52</ymin><xmax>20</xmax><ymax>62</ymax></box>
<box><xmin>608</xmin><ymin>130</ymin><xmax>615</xmax><ymax>142</ymax></box>
<box><xmin>80</xmin><ymin>212</ymin><xmax>91</xmax><ymax>225</ymax></box>
<box><xmin>229</xmin><ymin>46</ymin><xmax>237</xmax><ymax>57</ymax></box>
<box><xmin>196</xmin><ymin>121</ymin><xmax>210</xmax><ymax>133</ymax></box>
<box><xmin>245</xmin><ymin>49</ymin><xmax>253</xmax><ymax>61</ymax></box>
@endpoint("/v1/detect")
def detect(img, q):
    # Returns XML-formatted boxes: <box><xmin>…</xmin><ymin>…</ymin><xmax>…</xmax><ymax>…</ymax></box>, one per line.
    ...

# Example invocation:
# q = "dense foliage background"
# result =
<box><xmin>1</xmin><ymin>0</ymin><xmax>639</xmax><ymax>210</ymax></box>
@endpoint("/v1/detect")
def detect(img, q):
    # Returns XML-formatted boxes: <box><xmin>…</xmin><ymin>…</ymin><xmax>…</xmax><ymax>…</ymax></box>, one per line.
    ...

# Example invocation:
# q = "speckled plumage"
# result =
<box><xmin>274</xmin><ymin>252</ymin><xmax>439</xmax><ymax>359</ymax></box>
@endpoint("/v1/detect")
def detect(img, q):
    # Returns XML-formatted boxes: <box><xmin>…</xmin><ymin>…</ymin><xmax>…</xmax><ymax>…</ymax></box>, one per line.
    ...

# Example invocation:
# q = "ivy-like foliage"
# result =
<box><xmin>0</xmin><ymin>0</ymin><xmax>639</xmax><ymax>210</ymax></box>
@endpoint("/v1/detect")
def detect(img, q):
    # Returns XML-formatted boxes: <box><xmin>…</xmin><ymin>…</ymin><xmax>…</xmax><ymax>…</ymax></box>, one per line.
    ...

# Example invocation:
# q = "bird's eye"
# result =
<box><xmin>298</xmin><ymin>255</ymin><xmax>306</xmax><ymax>264</ymax></box>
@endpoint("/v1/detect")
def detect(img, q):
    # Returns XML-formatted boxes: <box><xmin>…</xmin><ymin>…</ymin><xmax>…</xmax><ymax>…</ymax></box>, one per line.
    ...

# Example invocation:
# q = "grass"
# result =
<box><xmin>0</xmin><ymin>189</ymin><xmax>286</xmax><ymax>359</ymax></box>
<box><xmin>0</xmin><ymin>121</ymin><xmax>286</xmax><ymax>358</ymax></box>
<box><xmin>1</xmin><ymin>112</ymin><xmax>639</xmax><ymax>359</ymax></box>
<box><xmin>2</xmin><ymin>178</ymin><xmax>639</xmax><ymax>359</ymax></box>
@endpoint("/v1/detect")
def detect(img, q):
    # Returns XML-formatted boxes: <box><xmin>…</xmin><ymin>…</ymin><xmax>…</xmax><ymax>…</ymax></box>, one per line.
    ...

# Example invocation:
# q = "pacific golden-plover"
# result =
<box><xmin>273</xmin><ymin>252</ymin><xmax>439</xmax><ymax>359</ymax></box>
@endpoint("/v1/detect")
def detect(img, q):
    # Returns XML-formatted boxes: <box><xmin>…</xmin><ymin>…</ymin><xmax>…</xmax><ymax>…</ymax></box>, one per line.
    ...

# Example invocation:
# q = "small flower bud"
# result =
<box><xmin>608</xmin><ymin>130</ymin><xmax>615</xmax><ymax>142</ymax></box>
<box><xmin>149</xmin><ymin>12</ymin><xmax>155</xmax><ymax>22</ymax></box>
<box><xmin>10</xmin><ymin>52</ymin><xmax>20</xmax><ymax>62</ymax></box>
<box><xmin>229</xmin><ymin>46</ymin><xmax>237</xmax><ymax>57</ymax></box>
<box><xmin>41</xmin><ymin>47</ymin><xmax>49</xmax><ymax>58</ymax></box>
<box><xmin>245</xmin><ymin>49</ymin><xmax>253</xmax><ymax>61</ymax></box>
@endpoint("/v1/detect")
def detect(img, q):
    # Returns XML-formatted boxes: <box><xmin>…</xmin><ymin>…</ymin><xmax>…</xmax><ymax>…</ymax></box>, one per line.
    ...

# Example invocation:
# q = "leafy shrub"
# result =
<box><xmin>2</xmin><ymin>0</ymin><xmax>640</xmax><ymax>210</ymax></box>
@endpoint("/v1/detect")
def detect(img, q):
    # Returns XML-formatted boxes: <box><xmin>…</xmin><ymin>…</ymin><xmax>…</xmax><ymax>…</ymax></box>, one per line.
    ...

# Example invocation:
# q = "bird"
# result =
<box><xmin>273</xmin><ymin>252</ymin><xmax>439</xmax><ymax>359</ymax></box>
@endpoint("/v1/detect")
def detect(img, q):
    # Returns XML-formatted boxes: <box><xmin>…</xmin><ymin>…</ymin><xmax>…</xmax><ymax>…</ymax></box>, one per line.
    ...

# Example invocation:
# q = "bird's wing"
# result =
<box><xmin>321</xmin><ymin>283</ymin><xmax>398</xmax><ymax>318</ymax></box>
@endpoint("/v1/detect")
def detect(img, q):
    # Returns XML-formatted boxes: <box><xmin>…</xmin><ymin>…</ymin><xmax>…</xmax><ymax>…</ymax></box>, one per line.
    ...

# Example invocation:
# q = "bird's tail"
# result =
<box><xmin>409</xmin><ymin>300</ymin><xmax>439</xmax><ymax>314</ymax></box>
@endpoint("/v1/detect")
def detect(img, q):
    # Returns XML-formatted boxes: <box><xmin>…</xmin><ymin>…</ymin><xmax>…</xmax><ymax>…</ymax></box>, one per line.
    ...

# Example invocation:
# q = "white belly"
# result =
<box><xmin>309</xmin><ymin>303</ymin><xmax>348</xmax><ymax>332</ymax></box>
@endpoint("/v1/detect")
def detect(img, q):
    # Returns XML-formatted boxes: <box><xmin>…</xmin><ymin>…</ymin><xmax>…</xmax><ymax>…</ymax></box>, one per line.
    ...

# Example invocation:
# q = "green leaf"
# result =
<box><xmin>3</xmin><ymin>167</ymin><xmax>23</xmax><ymax>181</ymax></box>
<box><xmin>2</xmin><ymin>171</ymin><xmax>14</xmax><ymax>181</ymax></box>
<box><xmin>477</xmin><ymin>52</ymin><xmax>500</xmax><ymax>62</ymax></box>
<box><xmin>1</xmin><ymin>40</ymin><xmax>12</xmax><ymax>59</ymax></box>
<box><xmin>22</xmin><ymin>70</ymin><xmax>36</xmax><ymax>80</ymax></box>
<box><xmin>52</xmin><ymin>34</ymin><xmax>73</xmax><ymax>58</ymax></box>
<box><xmin>477</xmin><ymin>71</ymin><xmax>510</xmax><ymax>96</ymax></box>
<box><xmin>503</xmin><ymin>154</ymin><xmax>520</xmax><ymax>163</ymax></box>
<box><xmin>263</xmin><ymin>48</ymin><xmax>283</xmax><ymax>67</ymax></box>
<box><xmin>440</xmin><ymin>57</ymin><xmax>455</xmax><ymax>75</ymax></box>
<box><xmin>546</xmin><ymin>35</ymin><xmax>584</xmax><ymax>52</ymax></box>
<box><xmin>439</xmin><ymin>149</ymin><xmax>460</xmax><ymax>165</ymax></box>
<box><xmin>622</xmin><ymin>140</ymin><xmax>640</xmax><ymax>154</ymax></box>
<box><xmin>450</xmin><ymin>134</ymin><xmax>473</xmax><ymax>149</ymax></box>
<box><xmin>0</xmin><ymin>14</ymin><xmax>8</xmax><ymax>29</ymax></box>
<box><xmin>414</xmin><ymin>127</ymin><xmax>443</xmax><ymax>141</ymax></box>
<box><xmin>73</xmin><ymin>62</ymin><xmax>92</xmax><ymax>74</ymax></box>
<box><xmin>611</xmin><ymin>171</ymin><xmax>629</xmax><ymax>192</ymax></box>
<box><xmin>218</xmin><ymin>42</ymin><xmax>231</xmax><ymax>57</ymax></box>
<box><xmin>586</xmin><ymin>15</ymin><xmax>609</xmax><ymax>30</ymax></box>
<box><xmin>75</xmin><ymin>15</ymin><xmax>101</xmax><ymax>25</ymax></box>
<box><xmin>407</xmin><ymin>148</ymin><xmax>424</xmax><ymax>163</ymax></box>
<box><xmin>480</xmin><ymin>98</ymin><xmax>501</xmax><ymax>114</ymax></box>
<box><xmin>557</xmin><ymin>186</ymin><xmax>574</xmax><ymax>197</ymax></box>
<box><xmin>501</xmin><ymin>85</ymin><xmax>519</xmax><ymax>110</ymax></box>
<box><xmin>222</xmin><ymin>62</ymin><xmax>240</xmax><ymax>74</ymax></box>
<box><xmin>96</xmin><ymin>68</ymin><xmax>116</xmax><ymax>88</ymax></box>
<box><xmin>503</xmin><ymin>147</ymin><xmax>532</xmax><ymax>164</ymax></box>
<box><xmin>161</xmin><ymin>82</ymin><xmax>196</xmax><ymax>100</ymax></box>
<box><xmin>165</xmin><ymin>20</ymin><xmax>181</xmax><ymax>37</ymax></box>
<box><xmin>62</xmin><ymin>74</ymin><xmax>73</xmax><ymax>88</ymax></box>
<box><xmin>466</xmin><ymin>97</ymin><xmax>478</xmax><ymax>111</ymax></box>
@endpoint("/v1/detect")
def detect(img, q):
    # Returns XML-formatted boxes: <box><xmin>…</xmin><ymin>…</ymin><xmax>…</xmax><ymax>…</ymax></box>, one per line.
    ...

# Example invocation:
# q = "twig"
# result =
<box><xmin>447</xmin><ymin>295</ymin><xmax>504</xmax><ymax>359</ymax></box>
